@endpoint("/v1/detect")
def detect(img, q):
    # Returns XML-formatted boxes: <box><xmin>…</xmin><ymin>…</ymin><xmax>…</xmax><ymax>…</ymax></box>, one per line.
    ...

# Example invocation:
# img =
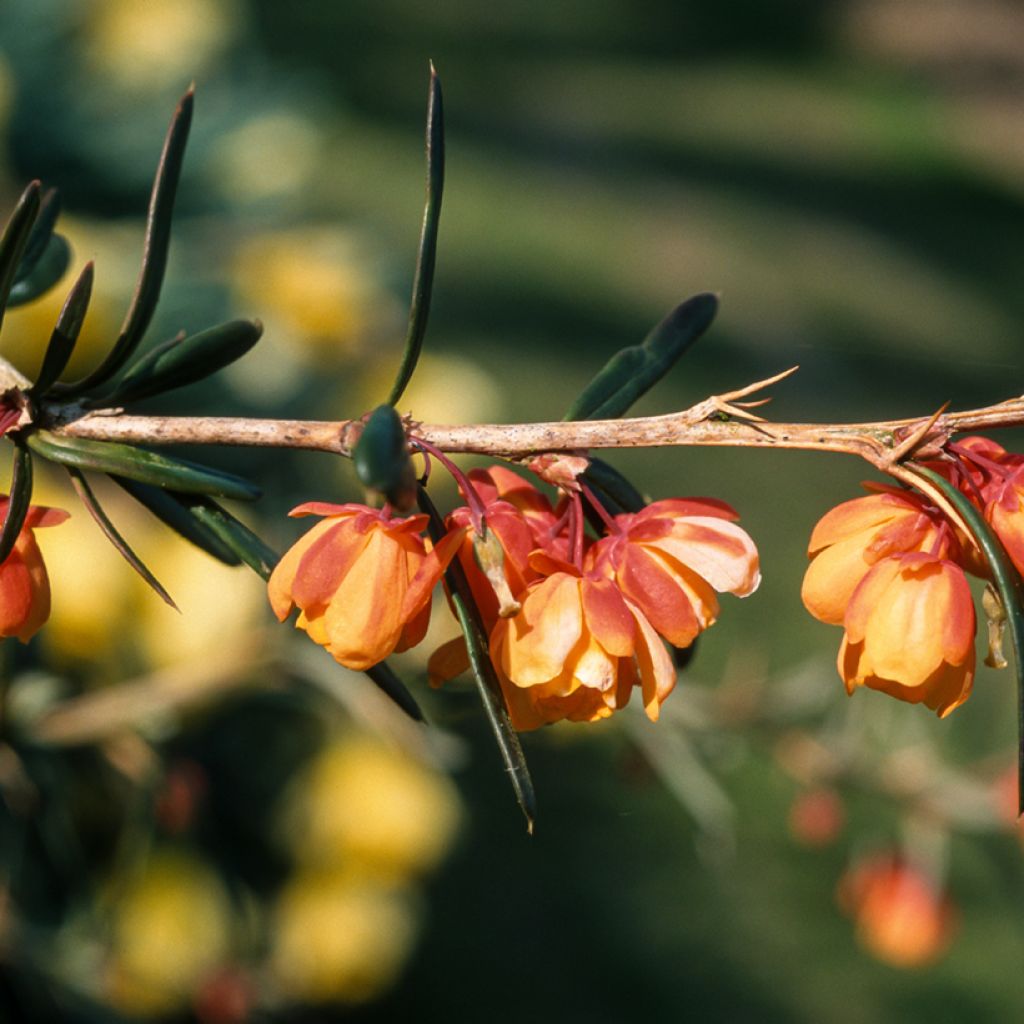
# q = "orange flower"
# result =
<box><xmin>838</xmin><ymin>553</ymin><xmax>975</xmax><ymax>717</ymax></box>
<box><xmin>838</xmin><ymin>855</ymin><xmax>956</xmax><ymax>968</ymax></box>
<box><xmin>586</xmin><ymin>498</ymin><xmax>760</xmax><ymax>648</ymax></box>
<box><xmin>0</xmin><ymin>497</ymin><xmax>69</xmax><ymax>643</ymax></box>
<box><xmin>802</xmin><ymin>488</ymin><xmax>951</xmax><ymax>626</ymax></box>
<box><xmin>268</xmin><ymin>503</ymin><xmax>463</xmax><ymax>670</ymax></box>
<box><xmin>488</xmin><ymin>555</ymin><xmax>675</xmax><ymax>730</ymax></box>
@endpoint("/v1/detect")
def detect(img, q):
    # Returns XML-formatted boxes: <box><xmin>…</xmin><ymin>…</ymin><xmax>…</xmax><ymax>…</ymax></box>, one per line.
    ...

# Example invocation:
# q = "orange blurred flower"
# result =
<box><xmin>838</xmin><ymin>553</ymin><xmax>975</xmax><ymax>717</ymax></box>
<box><xmin>802</xmin><ymin>487</ymin><xmax>952</xmax><ymax>626</ymax></box>
<box><xmin>838</xmin><ymin>855</ymin><xmax>956</xmax><ymax>968</ymax></box>
<box><xmin>787</xmin><ymin>787</ymin><xmax>845</xmax><ymax>848</ymax></box>
<box><xmin>269</xmin><ymin>503</ymin><xmax>463</xmax><ymax>670</ymax></box>
<box><xmin>488</xmin><ymin>555</ymin><xmax>675</xmax><ymax>730</ymax></box>
<box><xmin>586</xmin><ymin>498</ymin><xmax>760</xmax><ymax>648</ymax></box>
<box><xmin>0</xmin><ymin>497</ymin><xmax>69</xmax><ymax>642</ymax></box>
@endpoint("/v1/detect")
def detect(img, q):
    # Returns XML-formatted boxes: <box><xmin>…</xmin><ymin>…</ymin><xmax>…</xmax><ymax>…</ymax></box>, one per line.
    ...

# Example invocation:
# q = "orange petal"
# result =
<box><xmin>267</xmin><ymin>518</ymin><xmax>340</xmax><ymax>621</ymax></box>
<box><xmin>802</xmin><ymin>535</ymin><xmax>877</xmax><ymax>625</ymax></box>
<box><xmin>290</xmin><ymin>518</ymin><xmax>371</xmax><ymax>610</ymax></box>
<box><xmin>631</xmin><ymin>603</ymin><xmax>676</xmax><ymax>721</ymax></box>
<box><xmin>0</xmin><ymin>549</ymin><xmax>33</xmax><ymax>639</ymax></box>
<box><xmin>399</xmin><ymin>525</ymin><xmax>466</xmax><ymax>623</ymax></box>
<box><xmin>504</xmin><ymin>574</ymin><xmax>583</xmax><ymax>687</ymax></box>
<box><xmin>427</xmin><ymin>637</ymin><xmax>470</xmax><ymax>688</ymax></box>
<box><xmin>654</xmin><ymin>517</ymin><xmax>761</xmax><ymax>596</ymax></box>
<box><xmin>807</xmin><ymin>494</ymin><xmax>914</xmax><ymax>556</ymax></box>
<box><xmin>617</xmin><ymin>545</ymin><xmax>702</xmax><ymax>648</ymax></box>
<box><xmin>581</xmin><ymin>577</ymin><xmax>635</xmax><ymax>657</ymax></box>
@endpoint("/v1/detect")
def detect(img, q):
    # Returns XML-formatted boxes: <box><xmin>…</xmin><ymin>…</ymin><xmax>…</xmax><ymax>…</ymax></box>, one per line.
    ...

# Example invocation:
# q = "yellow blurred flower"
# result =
<box><xmin>82</xmin><ymin>0</ymin><xmax>239</xmax><ymax>93</ymax></box>
<box><xmin>279</xmin><ymin>734</ymin><xmax>461</xmax><ymax>879</ymax></box>
<box><xmin>271</xmin><ymin>869</ymin><xmax>417</xmax><ymax>1005</ymax></box>
<box><xmin>104</xmin><ymin>850</ymin><xmax>232</xmax><ymax>1017</ymax></box>
<box><xmin>232</xmin><ymin>227</ymin><xmax>402</xmax><ymax>360</ymax></box>
<box><xmin>137</xmin><ymin>530</ymin><xmax>265</xmax><ymax>669</ymax></box>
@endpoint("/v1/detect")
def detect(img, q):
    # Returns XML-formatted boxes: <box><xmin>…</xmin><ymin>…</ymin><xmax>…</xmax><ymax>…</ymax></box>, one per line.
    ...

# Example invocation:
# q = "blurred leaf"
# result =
<box><xmin>418</xmin><ymin>484</ymin><xmax>536</xmax><ymax>832</ymax></box>
<box><xmin>11</xmin><ymin>186</ymin><xmax>59</xmax><ymax>279</ymax></box>
<box><xmin>53</xmin><ymin>88</ymin><xmax>194</xmax><ymax>398</ymax></box>
<box><xmin>8</xmin><ymin>236</ymin><xmax>71</xmax><ymax>309</ymax></box>
<box><xmin>0</xmin><ymin>444</ymin><xmax>32</xmax><ymax>564</ymax></box>
<box><xmin>30</xmin><ymin>262</ymin><xmax>94</xmax><ymax>397</ymax></box>
<box><xmin>563</xmin><ymin>293</ymin><xmax>718</xmax><ymax>421</ymax></box>
<box><xmin>913</xmin><ymin>465</ymin><xmax>1024</xmax><ymax>812</ymax></box>
<box><xmin>27</xmin><ymin>431</ymin><xmax>261</xmax><ymax>501</ymax></box>
<box><xmin>387</xmin><ymin>64</ymin><xmax>444</xmax><ymax>408</ymax></box>
<box><xmin>365</xmin><ymin>662</ymin><xmax>426</xmax><ymax>722</ymax></box>
<box><xmin>353</xmin><ymin>404</ymin><xmax>416</xmax><ymax>508</ymax></box>
<box><xmin>98</xmin><ymin>319</ymin><xmax>263</xmax><ymax>407</ymax></box>
<box><xmin>67</xmin><ymin>468</ymin><xmax>176</xmax><ymax>609</ymax></box>
<box><xmin>112</xmin><ymin>476</ymin><xmax>242</xmax><ymax>566</ymax></box>
<box><xmin>0</xmin><ymin>181</ymin><xmax>41</xmax><ymax>335</ymax></box>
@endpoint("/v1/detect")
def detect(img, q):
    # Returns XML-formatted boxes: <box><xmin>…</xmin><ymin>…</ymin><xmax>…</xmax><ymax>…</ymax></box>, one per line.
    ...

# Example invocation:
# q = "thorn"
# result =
<box><xmin>888</xmin><ymin>402</ymin><xmax>950</xmax><ymax>465</ymax></box>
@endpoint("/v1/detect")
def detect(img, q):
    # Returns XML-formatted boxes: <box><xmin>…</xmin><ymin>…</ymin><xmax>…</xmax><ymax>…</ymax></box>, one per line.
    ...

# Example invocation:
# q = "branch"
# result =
<box><xmin>41</xmin><ymin>370</ymin><xmax>1024</xmax><ymax>472</ymax></box>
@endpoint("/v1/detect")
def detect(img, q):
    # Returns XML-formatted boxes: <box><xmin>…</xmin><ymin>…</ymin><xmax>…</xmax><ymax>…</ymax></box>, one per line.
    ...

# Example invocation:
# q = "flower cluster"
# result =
<box><xmin>270</xmin><ymin>465</ymin><xmax>761</xmax><ymax>730</ymax></box>
<box><xmin>802</xmin><ymin>435</ymin><xmax>1024</xmax><ymax>716</ymax></box>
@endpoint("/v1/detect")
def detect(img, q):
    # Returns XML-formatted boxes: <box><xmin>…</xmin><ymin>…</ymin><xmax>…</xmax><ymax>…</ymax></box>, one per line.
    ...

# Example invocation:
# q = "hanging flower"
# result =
<box><xmin>268</xmin><ymin>503</ymin><xmax>463</xmax><ymax>670</ymax></box>
<box><xmin>838</xmin><ymin>552</ymin><xmax>975</xmax><ymax>717</ymax></box>
<box><xmin>802</xmin><ymin>487</ymin><xmax>953</xmax><ymax>627</ymax></box>
<box><xmin>586</xmin><ymin>498</ymin><xmax>760</xmax><ymax>649</ymax></box>
<box><xmin>838</xmin><ymin>854</ymin><xmax>956</xmax><ymax>968</ymax></box>
<box><xmin>0</xmin><ymin>497</ymin><xmax>69</xmax><ymax>643</ymax></box>
<box><xmin>488</xmin><ymin>554</ymin><xmax>675</xmax><ymax>730</ymax></box>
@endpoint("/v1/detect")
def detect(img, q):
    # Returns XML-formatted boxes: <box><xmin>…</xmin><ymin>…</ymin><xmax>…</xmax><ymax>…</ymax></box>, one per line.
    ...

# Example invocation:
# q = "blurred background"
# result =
<box><xmin>1</xmin><ymin>0</ymin><xmax>1024</xmax><ymax>1020</ymax></box>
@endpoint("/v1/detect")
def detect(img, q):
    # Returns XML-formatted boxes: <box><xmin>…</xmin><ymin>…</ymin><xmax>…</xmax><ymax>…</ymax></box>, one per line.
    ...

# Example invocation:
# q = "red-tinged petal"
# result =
<box><xmin>396</xmin><ymin>594</ymin><xmax>432</xmax><ymax>653</ymax></box>
<box><xmin>399</xmin><ymin>525</ymin><xmax>467</xmax><ymax>623</ymax></box>
<box><xmin>581</xmin><ymin>577</ymin><xmax>635</xmax><ymax>657</ymax></box>
<box><xmin>837</xmin><ymin>634</ymin><xmax>866</xmax><ymax>696</ymax></box>
<box><xmin>428</xmin><ymin>637</ymin><xmax>470</xmax><ymax>688</ymax></box>
<box><xmin>807</xmin><ymin>493</ymin><xmax>918</xmax><ymax>556</ymax></box>
<box><xmin>0</xmin><ymin>550</ymin><xmax>33</xmax><ymax>639</ymax></box>
<box><xmin>322</xmin><ymin>530</ymin><xmax>407</xmax><ymax>669</ymax></box>
<box><xmin>654</xmin><ymin>517</ymin><xmax>761</xmax><ymax>596</ymax></box>
<box><xmin>287</xmin><ymin>502</ymin><xmax>365</xmax><ymax>519</ymax></box>
<box><xmin>989</xmin><ymin>500</ymin><xmax>1024</xmax><ymax>578</ymax></box>
<box><xmin>12</xmin><ymin>535</ymin><xmax>50</xmax><ymax>642</ymax></box>
<box><xmin>381</xmin><ymin>513</ymin><xmax>430</xmax><ymax>535</ymax></box>
<box><xmin>617</xmin><ymin>544</ymin><xmax>703</xmax><ymax>648</ymax></box>
<box><xmin>626</xmin><ymin>518</ymin><xmax>674</xmax><ymax>543</ymax></box>
<box><xmin>290</xmin><ymin>518</ymin><xmax>372</xmax><ymax>610</ymax></box>
<box><xmin>634</xmin><ymin>497</ymin><xmax>739</xmax><ymax>522</ymax></box>
<box><xmin>861</xmin><ymin>651</ymin><xmax>974</xmax><ymax>718</ymax></box>
<box><xmin>527</xmin><ymin>549</ymin><xmax>579</xmax><ymax>578</ymax></box>
<box><xmin>267</xmin><ymin>518</ymin><xmax>338</xmax><ymax>621</ymax></box>
<box><xmin>504</xmin><ymin>574</ymin><xmax>584</xmax><ymax>687</ymax></box>
<box><xmin>23</xmin><ymin>505</ymin><xmax>70</xmax><ymax>529</ymax></box>
<box><xmin>630</xmin><ymin>603</ymin><xmax>676</xmax><ymax>721</ymax></box>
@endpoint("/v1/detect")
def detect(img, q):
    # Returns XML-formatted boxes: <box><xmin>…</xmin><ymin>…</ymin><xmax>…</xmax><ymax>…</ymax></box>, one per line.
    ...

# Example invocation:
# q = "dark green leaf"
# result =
<box><xmin>564</xmin><ymin>292</ymin><xmax>718</xmax><ymax>421</ymax></box>
<box><xmin>67</xmin><ymin>468</ymin><xmax>177</xmax><ymax>609</ymax></box>
<box><xmin>12</xmin><ymin>187</ymin><xmax>60</xmax><ymax>279</ymax></box>
<box><xmin>27</xmin><ymin>430</ymin><xmax>261</xmax><ymax>501</ymax></box>
<box><xmin>353</xmin><ymin>404</ymin><xmax>416</xmax><ymax>508</ymax></box>
<box><xmin>8</xmin><ymin>235</ymin><xmax>71</xmax><ymax>308</ymax></box>
<box><xmin>112</xmin><ymin>477</ymin><xmax>243</xmax><ymax>566</ymax></box>
<box><xmin>386</xmin><ymin>64</ymin><xmax>444</xmax><ymax>408</ymax></box>
<box><xmin>0</xmin><ymin>445</ymin><xmax>33</xmax><ymax>564</ymax></box>
<box><xmin>418</xmin><ymin>484</ymin><xmax>536</xmax><ymax>832</ymax></box>
<box><xmin>99</xmin><ymin>319</ymin><xmax>263</xmax><ymax>407</ymax></box>
<box><xmin>582</xmin><ymin>457</ymin><xmax>647</xmax><ymax>514</ymax></box>
<box><xmin>30</xmin><ymin>262</ymin><xmax>94</xmax><ymax>397</ymax></box>
<box><xmin>365</xmin><ymin>662</ymin><xmax>425</xmax><ymax>722</ymax></box>
<box><xmin>912</xmin><ymin>465</ymin><xmax>1024</xmax><ymax>813</ymax></box>
<box><xmin>187</xmin><ymin>498</ymin><xmax>279</xmax><ymax>579</ymax></box>
<box><xmin>53</xmin><ymin>88</ymin><xmax>194</xmax><ymax>398</ymax></box>
<box><xmin>0</xmin><ymin>181</ymin><xmax>41</xmax><ymax>334</ymax></box>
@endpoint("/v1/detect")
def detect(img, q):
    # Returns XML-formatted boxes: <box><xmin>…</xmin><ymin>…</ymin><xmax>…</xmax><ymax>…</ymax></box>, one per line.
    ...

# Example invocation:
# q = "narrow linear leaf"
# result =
<box><xmin>12</xmin><ymin>187</ymin><xmax>60</xmax><ymax>281</ymax></box>
<box><xmin>386</xmin><ymin>64</ymin><xmax>444</xmax><ymax>408</ymax></box>
<box><xmin>418</xmin><ymin>484</ymin><xmax>536</xmax><ymax>832</ymax></box>
<box><xmin>67</xmin><ymin>468</ymin><xmax>177</xmax><ymax>609</ymax></box>
<box><xmin>0</xmin><ymin>445</ymin><xmax>33</xmax><ymax>564</ymax></box>
<box><xmin>112</xmin><ymin>477</ymin><xmax>243</xmax><ymax>566</ymax></box>
<box><xmin>365</xmin><ymin>662</ymin><xmax>426</xmax><ymax>722</ymax></box>
<box><xmin>187</xmin><ymin>498</ymin><xmax>279</xmax><ymax>579</ymax></box>
<box><xmin>53</xmin><ymin>88</ymin><xmax>194</xmax><ymax>398</ymax></box>
<box><xmin>27</xmin><ymin>431</ymin><xmax>261</xmax><ymax>502</ymax></box>
<box><xmin>30</xmin><ymin>262</ymin><xmax>94</xmax><ymax>397</ymax></box>
<box><xmin>99</xmin><ymin>319</ymin><xmax>263</xmax><ymax>407</ymax></box>
<box><xmin>9</xmin><ymin>235</ymin><xmax>71</xmax><ymax>308</ymax></box>
<box><xmin>912</xmin><ymin>465</ymin><xmax>1024</xmax><ymax>813</ymax></box>
<box><xmin>564</xmin><ymin>292</ymin><xmax>719</xmax><ymax>422</ymax></box>
<box><xmin>0</xmin><ymin>181</ymin><xmax>41</xmax><ymax>335</ymax></box>
<box><xmin>582</xmin><ymin>456</ymin><xmax>647</xmax><ymax>513</ymax></box>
